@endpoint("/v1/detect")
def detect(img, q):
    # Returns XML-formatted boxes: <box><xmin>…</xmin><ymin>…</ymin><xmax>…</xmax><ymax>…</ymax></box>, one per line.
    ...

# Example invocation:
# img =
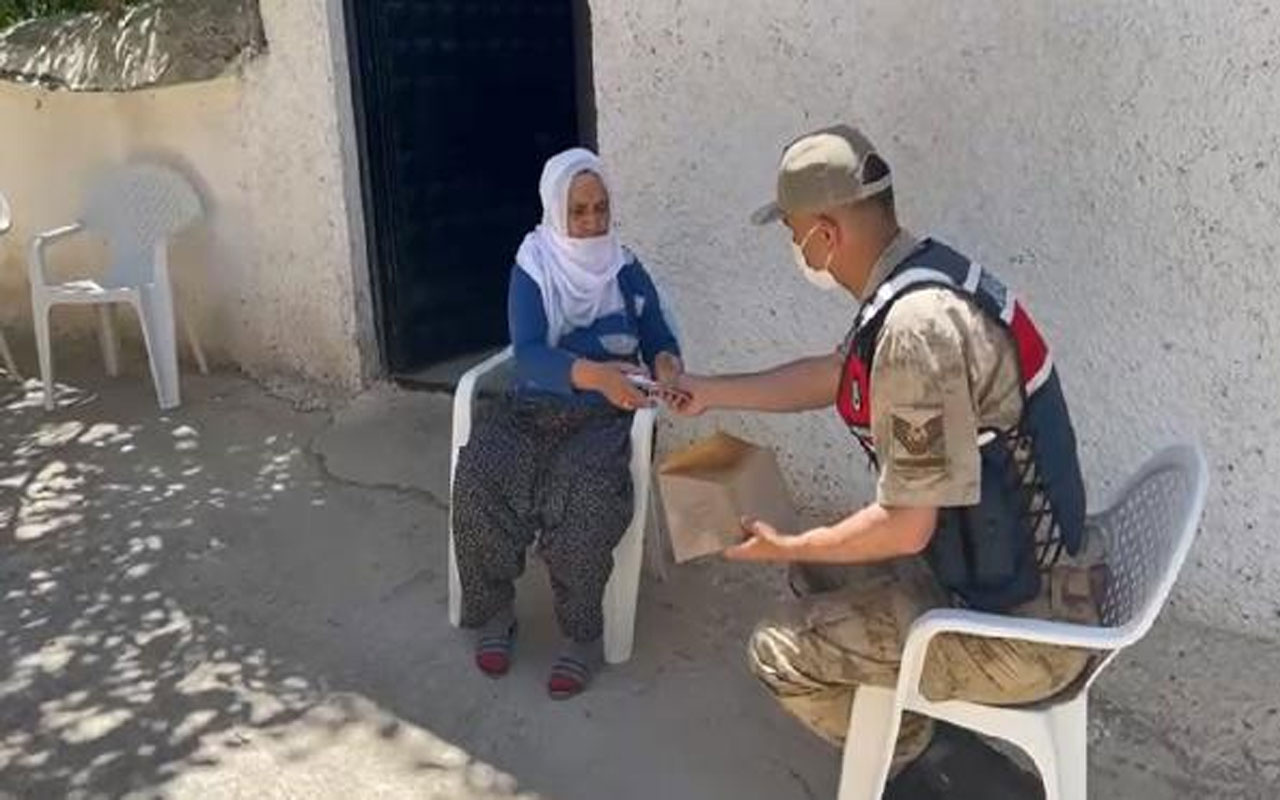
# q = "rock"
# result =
<box><xmin>0</xmin><ymin>0</ymin><xmax>266</xmax><ymax>91</ymax></box>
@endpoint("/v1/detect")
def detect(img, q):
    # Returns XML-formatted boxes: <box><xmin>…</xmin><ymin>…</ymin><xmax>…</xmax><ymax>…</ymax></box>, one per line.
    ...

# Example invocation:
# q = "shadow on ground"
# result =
<box><xmin>3</xmin><ymin>359</ymin><xmax>1273</xmax><ymax>799</ymax></box>
<box><xmin>0</xmin><ymin>363</ymin><xmax>838</xmax><ymax>799</ymax></box>
<box><xmin>0</xmin><ymin>368</ymin><xmax>515</xmax><ymax>798</ymax></box>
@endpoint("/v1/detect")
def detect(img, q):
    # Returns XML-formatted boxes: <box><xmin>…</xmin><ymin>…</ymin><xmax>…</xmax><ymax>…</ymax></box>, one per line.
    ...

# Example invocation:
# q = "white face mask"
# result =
<box><xmin>554</xmin><ymin>230</ymin><xmax>621</xmax><ymax>277</ymax></box>
<box><xmin>792</xmin><ymin>226</ymin><xmax>841</xmax><ymax>291</ymax></box>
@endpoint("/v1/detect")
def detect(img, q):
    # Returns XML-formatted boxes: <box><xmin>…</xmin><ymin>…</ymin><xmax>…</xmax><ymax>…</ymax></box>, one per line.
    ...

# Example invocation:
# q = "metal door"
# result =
<box><xmin>347</xmin><ymin>0</ymin><xmax>583</xmax><ymax>372</ymax></box>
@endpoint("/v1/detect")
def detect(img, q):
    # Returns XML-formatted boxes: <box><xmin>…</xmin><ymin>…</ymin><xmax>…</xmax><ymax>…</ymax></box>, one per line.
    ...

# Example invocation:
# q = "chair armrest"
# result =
<box><xmin>451</xmin><ymin>347</ymin><xmax>515</xmax><ymax>452</ymax></box>
<box><xmin>28</xmin><ymin>222</ymin><xmax>85</xmax><ymax>289</ymax></box>
<box><xmin>907</xmin><ymin>608</ymin><xmax>1115</xmax><ymax>650</ymax></box>
<box><xmin>897</xmin><ymin>607</ymin><xmax>1119</xmax><ymax>703</ymax></box>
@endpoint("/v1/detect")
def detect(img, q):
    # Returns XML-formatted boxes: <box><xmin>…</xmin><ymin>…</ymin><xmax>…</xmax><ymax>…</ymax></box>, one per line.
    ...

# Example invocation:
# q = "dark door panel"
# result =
<box><xmin>347</xmin><ymin>0</ymin><xmax>582</xmax><ymax>372</ymax></box>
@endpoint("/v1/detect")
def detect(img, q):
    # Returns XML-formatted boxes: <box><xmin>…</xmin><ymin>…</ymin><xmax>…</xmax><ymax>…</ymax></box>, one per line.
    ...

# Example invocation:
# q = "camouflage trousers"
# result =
<box><xmin>749</xmin><ymin>560</ymin><xmax>1099</xmax><ymax>773</ymax></box>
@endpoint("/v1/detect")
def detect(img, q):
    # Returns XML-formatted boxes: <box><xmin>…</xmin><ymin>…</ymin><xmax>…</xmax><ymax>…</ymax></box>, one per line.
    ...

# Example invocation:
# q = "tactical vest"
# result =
<box><xmin>837</xmin><ymin>238</ymin><xmax>1088</xmax><ymax>612</ymax></box>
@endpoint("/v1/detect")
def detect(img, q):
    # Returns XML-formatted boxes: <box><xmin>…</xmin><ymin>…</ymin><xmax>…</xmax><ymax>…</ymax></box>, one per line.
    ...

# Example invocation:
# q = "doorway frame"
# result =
<box><xmin>319</xmin><ymin>0</ymin><xmax>383</xmax><ymax>385</ymax></box>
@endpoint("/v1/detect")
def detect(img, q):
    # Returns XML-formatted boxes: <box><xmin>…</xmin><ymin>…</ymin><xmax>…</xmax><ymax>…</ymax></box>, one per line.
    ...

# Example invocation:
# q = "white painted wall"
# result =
<box><xmin>593</xmin><ymin>0</ymin><xmax>1280</xmax><ymax>638</ymax></box>
<box><xmin>0</xmin><ymin>0</ymin><xmax>372</xmax><ymax>388</ymax></box>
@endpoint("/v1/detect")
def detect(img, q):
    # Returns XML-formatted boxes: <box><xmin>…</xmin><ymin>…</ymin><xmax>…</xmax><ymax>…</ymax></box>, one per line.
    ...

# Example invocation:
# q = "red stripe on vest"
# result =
<box><xmin>837</xmin><ymin>351</ymin><xmax>871</xmax><ymax>429</ymax></box>
<box><xmin>1008</xmin><ymin>303</ymin><xmax>1049</xmax><ymax>389</ymax></box>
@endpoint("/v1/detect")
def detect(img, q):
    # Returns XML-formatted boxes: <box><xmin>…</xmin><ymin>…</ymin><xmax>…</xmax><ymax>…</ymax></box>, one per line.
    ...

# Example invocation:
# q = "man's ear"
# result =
<box><xmin>815</xmin><ymin>213</ymin><xmax>843</xmax><ymax>247</ymax></box>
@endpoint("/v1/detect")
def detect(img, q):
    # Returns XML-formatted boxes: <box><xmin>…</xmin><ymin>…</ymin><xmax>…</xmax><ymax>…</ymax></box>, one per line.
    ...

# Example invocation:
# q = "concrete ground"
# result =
<box><xmin>1</xmin><ymin>357</ymin><xmax>1278</xmax><ymax>799</ymax></box>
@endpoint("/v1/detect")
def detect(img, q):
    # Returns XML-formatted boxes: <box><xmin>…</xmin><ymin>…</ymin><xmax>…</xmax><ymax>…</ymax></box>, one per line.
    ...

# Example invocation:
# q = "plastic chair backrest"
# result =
<box><xmin>0</xmin><ymin>191</ymin><xmax>11</xmax><ymax>235</ymax></box>
<box><xmin>1093</xmin><ymin>444</ymin><xmax>1208</xmax><ymax>644</ymax></box>
<box><xmin>82</xmin><ymin>163</ymin><xmax>203</xmax><ymax>286</ymax></box>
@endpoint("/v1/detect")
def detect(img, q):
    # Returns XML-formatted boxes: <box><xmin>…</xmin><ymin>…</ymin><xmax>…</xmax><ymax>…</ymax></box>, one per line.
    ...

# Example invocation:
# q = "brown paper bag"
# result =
<box><xmin>657</xmin><ymin>432</ymin><xmax>799</xmax><ymax>563</ymax></box>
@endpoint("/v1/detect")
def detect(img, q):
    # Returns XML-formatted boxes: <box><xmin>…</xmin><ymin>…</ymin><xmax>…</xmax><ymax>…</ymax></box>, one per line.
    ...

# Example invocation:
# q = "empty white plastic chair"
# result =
<box><xmin>835</xmin><ymin>443</ymin><xmax>1209</xmax><ymax>800</ymax></box>
<box><xmin>0</xmin><ymin>191</ymin><xmax>20</xmax><ymax>379</ymax></box>
<box><xmin>448</xmin><ymin>346</ymin><xmax>655</xmax><ymax>665</ymax></box>
<box><xmin>28</xmin><ymin>162</ymin><xmax>208</xmax><ymax>410</ymax></box>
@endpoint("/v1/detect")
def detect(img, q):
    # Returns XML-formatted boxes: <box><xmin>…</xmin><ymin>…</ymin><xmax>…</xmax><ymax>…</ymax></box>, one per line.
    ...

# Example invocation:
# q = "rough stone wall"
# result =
<box><xmin>0</xmin><ymin>0</ymin><xmax>265</xmax><ymax>91</ymax></box>
<box><xmin>592</xmin><ymin>0</ymin><xmax>1280</xmax><ymax>638</ymax></box>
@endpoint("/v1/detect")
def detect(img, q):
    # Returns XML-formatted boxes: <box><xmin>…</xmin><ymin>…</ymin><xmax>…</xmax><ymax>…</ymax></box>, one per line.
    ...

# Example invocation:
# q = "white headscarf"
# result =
<box><xmin>516</xmin><ymin>148</ymin><xmax>628</xmax><ymax>345</ymax></box>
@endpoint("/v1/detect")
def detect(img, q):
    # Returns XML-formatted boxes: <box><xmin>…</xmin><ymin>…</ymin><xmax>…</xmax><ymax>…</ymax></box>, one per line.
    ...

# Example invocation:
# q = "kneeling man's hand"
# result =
<box><xmin>725</xmin><ymin>517</ymin><xmax>793</xmax><ymax>562</ymax></box>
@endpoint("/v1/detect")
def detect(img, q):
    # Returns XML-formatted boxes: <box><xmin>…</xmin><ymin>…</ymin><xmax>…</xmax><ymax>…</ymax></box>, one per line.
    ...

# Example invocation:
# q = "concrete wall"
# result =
<box><xmin>0</xmin><ymin>0</ymin><xmax>372</xmax><ymax>388</ymax></box>
<box><xmin>593</xmin><ymin>0</ymin><xmax>1280</xmax><ymax>638</ymax></box>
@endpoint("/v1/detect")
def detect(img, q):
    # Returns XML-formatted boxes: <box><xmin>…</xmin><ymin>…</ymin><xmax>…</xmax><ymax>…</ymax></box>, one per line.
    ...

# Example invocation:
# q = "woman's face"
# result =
<box><xmin>566</xmin><ymin>171</ymin><xmax>610</xmax><ymax>239</ymax></box>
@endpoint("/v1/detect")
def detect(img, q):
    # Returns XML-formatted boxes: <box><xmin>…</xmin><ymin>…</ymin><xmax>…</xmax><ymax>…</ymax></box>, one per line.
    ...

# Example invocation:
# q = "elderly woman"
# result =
<box><xmin>452</xmin><ymin>148</ymin><xmax>682</xmax><ymax>699</ymax></box>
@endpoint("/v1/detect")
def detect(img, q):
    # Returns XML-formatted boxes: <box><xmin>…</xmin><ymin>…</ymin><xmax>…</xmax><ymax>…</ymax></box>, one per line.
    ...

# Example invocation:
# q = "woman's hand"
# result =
<box><xmin>572</xmin><ymin>360</ymin><xmax>653</xmax><ymax>411</ymax></box>
<box><xmin>651</xmin><ymin>352</ymin><xmax>695</xmax><ymax>410</ymax></box>
<box><xmin>653</xmin><ymin>352</ymin><xmax>683</xmax><ymax>386</ymax></box>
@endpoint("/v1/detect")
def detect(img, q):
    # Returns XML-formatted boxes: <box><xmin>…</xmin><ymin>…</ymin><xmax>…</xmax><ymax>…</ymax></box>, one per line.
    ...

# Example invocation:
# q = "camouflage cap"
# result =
<box><xmin>751</xmin><ymin>124</ymin><xmax>892</xmax><ymax>225</ymax></box>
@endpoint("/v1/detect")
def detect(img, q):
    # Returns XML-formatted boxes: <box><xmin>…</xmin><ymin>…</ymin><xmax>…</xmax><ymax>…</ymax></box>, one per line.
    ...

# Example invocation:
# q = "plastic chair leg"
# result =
<box><xmin>0</xmin><ymin>328</ymin><xmax>19</xmax><ymax>380</ymax></box>
<box><xmin>964</xmin><ymin>704</ymin><xmax>1079</xmax><ymax>800</ymax></box>
<box><xmin>446</xmin><ymin>350</ymin><xmax>500</xmax><ymax>630</ymax></box>
<box><xmin>604</xmin><ymin>509</ymin><xmax>644</xmax><ymax>664</ymax></box>
<box><xmin>1040</xmin><ymin>694</ymin><xmax>1088</xmax><ymax>800</ymax></box>
<box><xmin>34</xmin><ymin>301</ymin><xmax>55</xmax><ymax>410</ymax></box>
<box><xmin>838</xmin><ymin>685</ymin><xmax>899</xmax><ymax>800</ymax></box>
<box><xmin>603</xmin><ymin>410</ymin><xmax>654</xmax><ymax>665</ymax></box>
<box><xmin>97</xmin><ymin>304</ymin><xmax>120</xmax><ymax>377</ymax></box>
<box><xmin>135</xmin><ymin>287</ymin><xmax>180</xmax><ymax>410</ymax></box>
<box><xmin>447</xmin><ymin>502</ymin><xmax>463</xmax><ymax>628</ymax></box>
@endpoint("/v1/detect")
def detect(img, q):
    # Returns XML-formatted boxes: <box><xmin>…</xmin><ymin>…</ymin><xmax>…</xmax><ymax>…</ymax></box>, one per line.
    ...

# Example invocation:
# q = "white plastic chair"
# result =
<box><xmin>448</xmin><ymin>346</ymin><xmax>656</xmax><ymax>665</ymax></box>
<box><xmin>837</xmin><ymin>443</ymin><xmax>1209</xmax><ymax>800</ymax></box>
<box><xmin>28</xmin><ymin>162</ymin><xmax>208</xmax><ymax>411</ymax></box>
<box><xmin>0</xmin><ymin>191</ymin><xmax>20</xmax><ymax>379</ymax></box>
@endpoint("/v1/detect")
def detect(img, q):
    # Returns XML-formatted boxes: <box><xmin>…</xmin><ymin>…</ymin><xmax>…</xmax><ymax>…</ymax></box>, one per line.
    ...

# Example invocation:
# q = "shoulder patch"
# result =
<box><xmin>891</xmin><ymin>409</ymin><xmax>946</xmax><ymax>469</ymax></box>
